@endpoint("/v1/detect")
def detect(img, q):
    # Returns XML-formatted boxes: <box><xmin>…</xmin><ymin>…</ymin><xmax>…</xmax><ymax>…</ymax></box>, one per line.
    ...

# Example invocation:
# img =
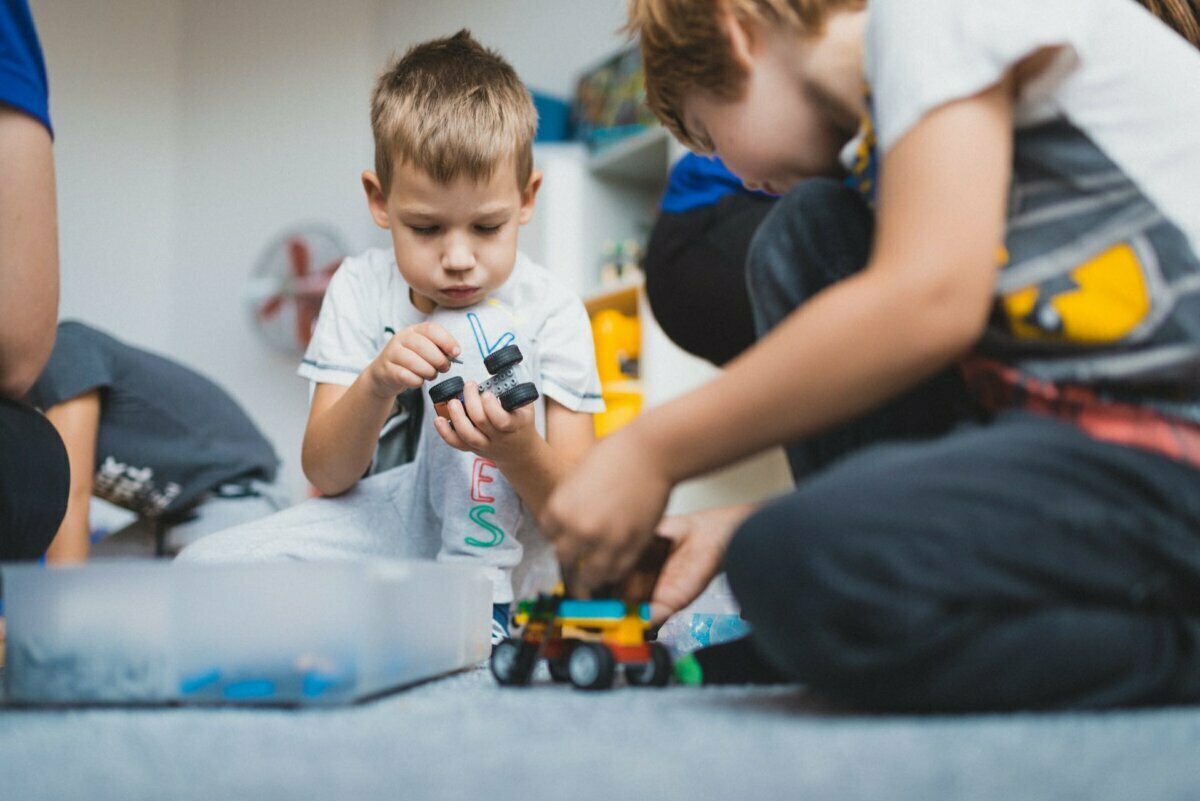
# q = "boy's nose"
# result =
<box><xmin>442</xmin><ymin>235</ymin><xmax>475</xmax><ymax>271</ymax></box>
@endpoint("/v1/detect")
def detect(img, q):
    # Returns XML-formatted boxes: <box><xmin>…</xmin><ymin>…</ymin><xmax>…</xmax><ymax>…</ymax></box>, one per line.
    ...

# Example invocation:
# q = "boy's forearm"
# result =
<box><xmin>302</xmin><ymin>378</ymin><xmax>397</xmax><ymax>495</ymax></box>
<box><xmin>632</xmin><ymin>266</ymin><xmax>989</xmax><ymax>484</ymax></box>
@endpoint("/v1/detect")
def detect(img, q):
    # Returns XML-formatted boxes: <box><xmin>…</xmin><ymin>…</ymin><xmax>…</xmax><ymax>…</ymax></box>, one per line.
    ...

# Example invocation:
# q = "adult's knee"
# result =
<box><xmin>745</xmin><ymin>178</ymin><xmax>874</xmax><ymax>335</ymax></box>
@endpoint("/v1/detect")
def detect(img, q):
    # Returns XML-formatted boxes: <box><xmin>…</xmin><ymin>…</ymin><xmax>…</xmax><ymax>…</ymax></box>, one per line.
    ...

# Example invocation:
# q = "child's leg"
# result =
<box><xmin>175</xmin><ymin>465</ymin><xmax>439</xmax><ymax>564</ymax></box>
<box><xmin>745</xmin><ymin>179</ymin><xmax>980</xmax><ymax>479</ymax></box>
<box><xmin>724</xmin><ymin>411</ymin><xmax>1200</xmax><ymax>711</ymax></box>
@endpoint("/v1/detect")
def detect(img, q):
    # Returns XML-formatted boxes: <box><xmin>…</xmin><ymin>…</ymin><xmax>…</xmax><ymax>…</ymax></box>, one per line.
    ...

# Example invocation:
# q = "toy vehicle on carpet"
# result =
<box><xmin>490</xmin><ymin>584</ymin><xmax>672</xmax><ymax>690</ymax></box>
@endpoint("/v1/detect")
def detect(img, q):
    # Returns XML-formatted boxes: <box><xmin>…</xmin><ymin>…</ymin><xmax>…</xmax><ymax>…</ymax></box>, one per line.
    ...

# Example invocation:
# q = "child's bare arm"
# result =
<box><xmin>544</xmin><ymin>74</ymin><xmax>1016</xmax><ymax>592</ymax></box>
<box><xmin>435</xmin><ymin>390</ymin><xmax>594</xmax><ymax>519</ymax></box>
<box><xmin>302</xmin><ymin>322</ymin><xmax>459</xmax><ymax>495</ymax></box>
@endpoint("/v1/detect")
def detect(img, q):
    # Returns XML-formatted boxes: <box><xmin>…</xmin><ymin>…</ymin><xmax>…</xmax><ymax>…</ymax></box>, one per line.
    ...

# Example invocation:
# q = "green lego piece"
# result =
<box><xmin>673</xmin><ymin>652</ymin><xmax>703</xmax><ymax>686</ymax></box>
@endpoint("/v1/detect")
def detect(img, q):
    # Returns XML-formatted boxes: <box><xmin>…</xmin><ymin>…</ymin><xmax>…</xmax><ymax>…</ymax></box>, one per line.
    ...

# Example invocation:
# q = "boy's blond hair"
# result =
<box><xmin>625</xmin><ymin>0</ymin><xmax>862</xmax><ymax>151</ymax></box>
<box><xmin>370</xmin><ymin>30</ymin><xmax>536</xmax><ymax>192</ymax></box>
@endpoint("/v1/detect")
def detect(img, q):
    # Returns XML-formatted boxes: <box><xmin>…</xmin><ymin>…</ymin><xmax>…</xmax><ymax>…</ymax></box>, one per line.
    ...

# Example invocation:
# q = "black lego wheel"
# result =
<box><xmin>428</xmin><ymin>376</ymin><xmax>465</xmax><ymax>405</ymax></box>
<box><xmin>567</xmin><ymin>642</ymin><xmax>616</xmax><ymax>691</ymax></box>
<box><xmin>490</xmin><ymin>638</ymin><xmax>536</xmax><ymax>686</ymax></box>
<box><xmin>624</xmin><ymin>641</ymin><xmax>673</xmax><ymax>687</ymax></box>
<box><xmin>547</xmin><ymin>641</ymin><xmax>577</xmax><ymax>683</ymax></box>
<box><xmin>484</xmin><ymin>344</ymin><xmax>523</xmax><ymax>375</ymax></box>
<box><xmin>499</xmin><ymin>382</ymin><xmax>539</xmax><ymax>412</ymax></box>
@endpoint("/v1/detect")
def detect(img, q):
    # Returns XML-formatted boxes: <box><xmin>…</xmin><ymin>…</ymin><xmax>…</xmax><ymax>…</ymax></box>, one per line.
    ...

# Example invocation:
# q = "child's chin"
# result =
<box><xmin>438</xmin><ymin>290</ymin><xmax>484</xmax><ymax>307</ymax></box>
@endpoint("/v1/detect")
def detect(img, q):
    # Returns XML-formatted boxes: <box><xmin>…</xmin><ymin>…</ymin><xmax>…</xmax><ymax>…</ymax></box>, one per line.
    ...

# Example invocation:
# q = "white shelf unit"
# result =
<box><xmin>523</xmin><ymin>135</ymin><xmax>792</xmax><ymax>515</ymax></box>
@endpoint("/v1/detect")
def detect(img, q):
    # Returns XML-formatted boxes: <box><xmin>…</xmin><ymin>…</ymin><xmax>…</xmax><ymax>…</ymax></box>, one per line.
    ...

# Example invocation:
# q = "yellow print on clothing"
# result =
<box><xmin>1001</xmin><ymin>243</ymin><xmax>1151</xmax><ymax>343</ymax></box>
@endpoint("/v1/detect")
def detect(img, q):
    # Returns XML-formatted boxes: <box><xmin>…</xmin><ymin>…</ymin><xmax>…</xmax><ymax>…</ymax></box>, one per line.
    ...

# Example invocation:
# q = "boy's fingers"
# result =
<box><xmin>573</xmin><ymin>530</ymin><xmax>634</xmax><ymax>594</ymax></box>
<box><xmin>480</xmin><ymin>391</ymin><xmax>514</xmax><ymax>430</ymax></box>
<box><xmin>654</xmin><ymin>515</ymin><xmax>691</xmax><ymax>542</ymax></box>
<box><xmin>577</xmin><ymin>548</ymin><xmax>618</xmax><ymax>595</ymax></box>
<box><xmin>649</xmin><ymin>552</ymin><xmax>702</xmax><ymax>625</ymax></box>
<box><xmin>550</xmin><ymin>527</ymin><xmax>583</xmax><ymax>573</ymax></box>
<box><xmin>385</xmin><ymin>363</ymin><xmax>423</xmax><ymax>389</ymax></box>
<box><xmin>394</xmin><ymin>349</ymin><xmax>440</xmax><ymax>381</ymax></box>
<box><xmin>433</xmin><ymin>416</ymin><xmax>468</xmax><ymax>451</ymax></box>
<box><xmin>447</xmin><ymin>398</ymin><xmax>489</xmax><ymax>449</ymax></box>
<box><xmin>401</xmin><ymin>334</ymin><xmax>453</xmax><ymax>374</ymax></box>
<box><xmin>418</xmin><ymin>323</ymin><xmax>461</xmax><ymax>360</ymax></box>
<box><xmin>432</xmin><ymin>419</ymin><xmax>458</xmax><ymax>450</ymax></box>
<box><xmin>461</xmin><ymin>383</ymin><xmax>491</xmax><ymax>430</ymax></box>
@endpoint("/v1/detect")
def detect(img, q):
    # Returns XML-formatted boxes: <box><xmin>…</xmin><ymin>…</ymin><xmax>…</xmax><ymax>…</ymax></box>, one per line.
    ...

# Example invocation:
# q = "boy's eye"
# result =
<box><xmin>474</xmin><ymin>224</ymin><xmax>502</xmax><ymax>235</ymax></box>
<box><xmin>409</xmin><ymin>225</ymin><xmax>439</xmax><ymax>236</ymax></box>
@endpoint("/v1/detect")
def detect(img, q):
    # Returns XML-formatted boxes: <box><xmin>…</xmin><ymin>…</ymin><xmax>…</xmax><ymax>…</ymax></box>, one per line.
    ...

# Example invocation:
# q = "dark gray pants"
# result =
<box><xmin>725</xmin><ymin>179</ymin><xmax>1200</xmax><ymax>711</ymax></box>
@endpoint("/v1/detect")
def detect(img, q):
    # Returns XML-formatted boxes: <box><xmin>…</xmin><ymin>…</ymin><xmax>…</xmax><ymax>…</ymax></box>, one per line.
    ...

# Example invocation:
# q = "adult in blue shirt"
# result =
<box><xmin>643</xmin><ymin>153</ymin><xmax>775</xmax><ymax>365</ymax></box>
<box><xmin>0</xmin><ymin>0</ymin><xmax>70</xmax><ymax>560</ymax></box>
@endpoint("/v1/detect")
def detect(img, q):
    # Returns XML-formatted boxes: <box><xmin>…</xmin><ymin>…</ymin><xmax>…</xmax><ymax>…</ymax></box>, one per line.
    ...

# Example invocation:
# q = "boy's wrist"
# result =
<box><xmin>361</xmin><ymin>360</ymin><xmax>405</xmax><ymax>402</ymax></box>
<box><xmin>489</xmin><ymin>426</ymin><xmax>547</xmax><ymax>473</ymax></box>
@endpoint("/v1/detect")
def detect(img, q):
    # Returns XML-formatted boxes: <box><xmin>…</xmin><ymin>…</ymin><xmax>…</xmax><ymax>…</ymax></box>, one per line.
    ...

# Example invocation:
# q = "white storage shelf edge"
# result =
<box><xmin>530</xmin><ymin>136</ymin><xmax>792</xmax><ymax>516</ymax></box>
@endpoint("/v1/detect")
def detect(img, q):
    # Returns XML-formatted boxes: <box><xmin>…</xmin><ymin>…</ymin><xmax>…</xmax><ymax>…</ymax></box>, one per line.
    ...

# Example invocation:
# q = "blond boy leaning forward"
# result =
<box><xmin>182</xmin><ymin>32</ymin><xmax>603</xmax><ymax>642</ymax></box>
<box><xmin>543</xmin><ymin>0</ymin><xmax>1200</xmax><ymax>710</ymax></box>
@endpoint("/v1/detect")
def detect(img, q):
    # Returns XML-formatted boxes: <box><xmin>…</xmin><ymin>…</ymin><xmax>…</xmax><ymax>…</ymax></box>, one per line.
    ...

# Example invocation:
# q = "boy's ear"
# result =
<box><xmin>719</xmin><ymin>3</ymin><xmax>758</xmax><ymax>71</ymax></box>
<box><xmin>362</xmin><ymin>170</ymin><xmax>391</xmax><ymax>229</ymax></box>
<box><xmin>517</xmin><ymin>168</ymin><xmax>543</xmax><ymax>225</ymax></box>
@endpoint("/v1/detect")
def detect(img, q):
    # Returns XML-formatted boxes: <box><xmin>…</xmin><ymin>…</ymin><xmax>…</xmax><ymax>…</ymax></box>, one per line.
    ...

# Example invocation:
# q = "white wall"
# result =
<box><xmin>35</xmin><ymin>0</ymin><xmax>184</xmax><ymax>351</ymax></box>
<box><xmin>33</xmin><ymin>0</ymin><xmax>633</xmax><ymax>500</ymax></box>
<box><xmin>171</xmin><ymin>0</ymin><xmax>385</xmax><ymax>499</ymax></box>
<box><xmin>376</xmin><ymin>1</ymin><xmax>627</xmax><ymax>98</ymax></box>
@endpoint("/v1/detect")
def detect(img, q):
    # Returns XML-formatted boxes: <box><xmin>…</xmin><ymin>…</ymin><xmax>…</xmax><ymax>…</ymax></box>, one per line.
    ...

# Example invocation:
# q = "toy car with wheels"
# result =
<box><xmin>490</xmin><ymin>584</ymin><xmax>672</xmax><ymax>690</ymax></box>
<box><xmin>428</xmin><ymin>344</ymin><xmax>539</xmax><ymax>415</ymax></box>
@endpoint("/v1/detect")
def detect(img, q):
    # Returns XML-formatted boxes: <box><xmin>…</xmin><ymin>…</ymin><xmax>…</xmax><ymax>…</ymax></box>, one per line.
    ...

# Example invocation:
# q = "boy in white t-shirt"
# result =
<box><xmin>181</xmin><ymin>31</ymin><xmax>603</xmax><ymax>642</ymax></box>
<box><xmin>541</xmin><ymin>0</ymin><xmax>1200</xmax><ymax>709</ymax></box>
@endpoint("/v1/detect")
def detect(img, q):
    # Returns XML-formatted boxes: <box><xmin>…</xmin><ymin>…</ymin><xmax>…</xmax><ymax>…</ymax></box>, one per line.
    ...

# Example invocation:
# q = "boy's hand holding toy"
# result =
<box><xmin>366</xmin><ymin>322</ymin><xmax>461</xmax><ymax>398</ymax></box>
<box><xmin>433</xmin><ymin>380</ymin><xmax>539</xmax><ymax>463</ymax></box>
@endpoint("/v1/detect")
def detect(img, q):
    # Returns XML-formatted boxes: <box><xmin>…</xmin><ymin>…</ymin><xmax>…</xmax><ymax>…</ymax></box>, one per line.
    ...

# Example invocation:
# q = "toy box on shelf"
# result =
<box><xmin>572</xmin><ymin>43</ymin><xmax>660</xmax><ymax>155</ymax></box>
<box><xmin>1</xmin><ymin>559</ymin><xmax>491</xmax><ymax>706</ymax></box>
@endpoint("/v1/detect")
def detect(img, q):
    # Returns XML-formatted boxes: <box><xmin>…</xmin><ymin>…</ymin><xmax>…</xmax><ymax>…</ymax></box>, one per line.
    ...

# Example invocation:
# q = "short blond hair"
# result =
<box><xmin>627</xmin><ymin>0</ymin><xmax>864</xmax><ymax>151</ymax></box>
<box><xmin>370</xmin><ymin>30</ymin><xmax>536</xmax><ymax>192</ymax></box>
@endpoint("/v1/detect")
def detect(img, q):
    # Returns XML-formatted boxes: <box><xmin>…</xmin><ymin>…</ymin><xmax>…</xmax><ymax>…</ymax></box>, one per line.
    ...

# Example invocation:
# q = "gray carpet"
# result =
<box><xmin>2</xmin><ymin>664</ymin><xmax>1200</xmax><ymax>801</ymax></box>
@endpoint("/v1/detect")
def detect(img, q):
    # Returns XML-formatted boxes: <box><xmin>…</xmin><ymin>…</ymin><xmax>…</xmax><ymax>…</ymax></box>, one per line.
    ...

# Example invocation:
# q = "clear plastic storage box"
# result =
<box><xmin>1</xmin><ymin>559</ymin><xmax>491</xmax><ymax>705</ymax></box>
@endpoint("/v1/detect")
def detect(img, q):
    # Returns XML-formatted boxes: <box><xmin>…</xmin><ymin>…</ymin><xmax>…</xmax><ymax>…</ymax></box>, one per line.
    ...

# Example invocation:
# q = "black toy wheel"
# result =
<box><xmin>428</xmin><ymin>376</ymin><xmax>465</xmax><ymax>405</ymax></box>
<box><xmin>499</xmin><ymin>382</ymin><xmax>539</xmax><ymax>412</ymax></box>
<box><xmin>547</xmin><ymin>641</ymin><xmax>576</xmax><ymax>683</ymax></box>
<box><xmin>567</xmin><ymin>642</ymin><xmax>616</xmax><ymax>691</ymax></box>
<box><xmin>624</xmin><ymin>642</ymin><xmax>672</xmax><ymax>687</ymax></box>
<box><xmin>490</xmin><ymin>638</ymin><xmax>536</xmax><ymax>686</ymax></box>
<box><xmin>484</xmin><ymin>344</ymin><xmax>523</xmax><ymax>375</ymax></box>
